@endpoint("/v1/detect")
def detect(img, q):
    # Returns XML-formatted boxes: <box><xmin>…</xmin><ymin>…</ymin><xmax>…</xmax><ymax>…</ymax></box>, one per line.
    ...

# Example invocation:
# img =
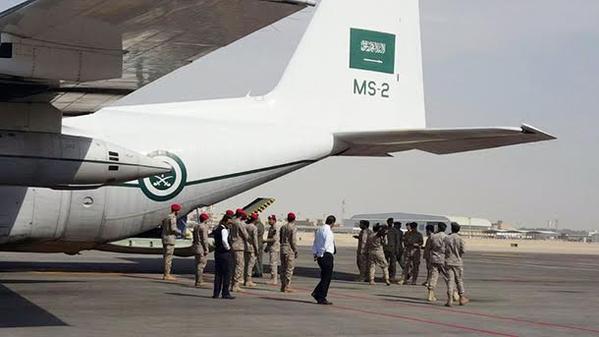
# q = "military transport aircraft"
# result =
<box><xmin>0</xmin><ymin>0</ymin><xmax>554</xmax><ymax>254</ymax></box>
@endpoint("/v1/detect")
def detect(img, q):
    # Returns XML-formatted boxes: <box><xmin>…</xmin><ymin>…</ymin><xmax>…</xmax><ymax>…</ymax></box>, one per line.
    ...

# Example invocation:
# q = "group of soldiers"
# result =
<box><xmin>355</xmin><ymin>217</ymin><xmax>469</xmax><ymax>307</ymax></box>
<box><xmin>161</xmin><ymin>205</ymin><xmax>469</xmax><ymax>306</ymax></box>
<box><xmin>160</xmin><ymin>204</ymin><xmax>300</xmax><ymax>296</ymax></box>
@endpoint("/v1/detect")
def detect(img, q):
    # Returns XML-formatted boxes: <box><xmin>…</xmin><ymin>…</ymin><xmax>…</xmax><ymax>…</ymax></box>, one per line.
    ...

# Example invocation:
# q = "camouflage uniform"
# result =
<box><xmin>356</xmin><ymin>228</ymin><xmax>372</xmax><ymax>281</ymax></box>
<box><xmin>265</xmin><ymin>223</ymin><xmax>281</xmax><ymax>284</ymax></box>
<box><xmin>367</xmin><ymin>232</ymin><xmax>390</xmax><ymax>284</ymax></box>
<box><xmin>244</xmin><ymin>221</ymin><xmax>259</xmax><ymax>286</ymax></box>
<box><xmin>161</xmin><ymin>213</ymin><xmax>181</xmax><ymax>279</ymax></box>
<box><xmin>444</xmin><ymin>233</ymin><xmax>466</xmax><ymax>297</ymax></box>
<box><xmin>191</xmin><ymin>221</ymin><xmax>210</xmax><ymax>286</ymax></box>
<box><xmin>228</xmin><ymin>218</ymin><xmax>249</xmax><ymax>290</ymax></box>
<box><xmin>402</xmin><ymin>230</ymin><xmax>424</xmax><ymax>284</ymax></box>
<box><xmin>427</xmin><ymin>231</ymin><xmax>448</xmax><ymax>291</ymax></box>
<box><xmin>279</xmin><ymin>221</ymin><xmax>298</xmax><ymax>291</ymax></box>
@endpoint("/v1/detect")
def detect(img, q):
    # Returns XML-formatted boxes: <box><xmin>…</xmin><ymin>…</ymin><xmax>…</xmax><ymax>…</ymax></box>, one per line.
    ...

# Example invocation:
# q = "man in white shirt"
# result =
<box><xmin>311</xmin><ymin>215</ymin><xmax>336</xmax><ymax>305</ymax></box>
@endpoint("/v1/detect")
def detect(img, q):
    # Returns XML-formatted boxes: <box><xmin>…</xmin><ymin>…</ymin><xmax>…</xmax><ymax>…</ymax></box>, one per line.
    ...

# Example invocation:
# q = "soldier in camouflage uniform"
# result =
<box><xmin>191</xmin><ymin>212</ymin><xmax>211</xmax><ymax>287</ymax></box>
<box><xmin>244</xmin><ymin>213</ymin><xmax>260</xmax><ymax>288</ymax></box>
<box><xmin>354</xmin><ymin>220</ymin><xmax>372</xmax><ymax>282</ymax></box>
<box><xmin>280</xmin><ymin>212</ymin><xmax>298</xmax><ymax>292</ymax></box>
<box><xmin>264</xmin><ymin>215</ymin><xmax>280</xmax><ymax>285</ymax></box>
<box><xmin>367</xmin><ymin>224</ymin><xmax>390</xmax><ymax>286</ymax></box>
<box><xmin>422</xmin><ymin>223</ymin><xmax>435</xmax><ymax>287</ymax></box>
<box><xmin>229</xmin><ymin>209</ymin><xmax>249</xmax><ymax>292</ymax></box>
<box><xmin>427</xmin><ymin>222</ymin><xmax>448</xmax><ymax>302</ymax></box>
<box><xmin>402</xmin><ymin>222</ymin><xmax>424</xmax><ymax>285</ymax></box>
<box><xmin>161</xmin><ymin>204</ymin><xmax>182</xmax><ymax>281</ymax></box>
<box><xmin>444</xmin><ymin>222</ymin><xmax>469</xmax><ymax>306</ymax></box>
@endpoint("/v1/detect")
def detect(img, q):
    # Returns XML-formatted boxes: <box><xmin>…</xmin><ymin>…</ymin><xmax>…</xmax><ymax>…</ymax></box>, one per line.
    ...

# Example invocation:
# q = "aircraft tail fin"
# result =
<box><xmin>269</xmin><ymin>0</ymin><xmax>425</xmax><ymax>133</ymax></box>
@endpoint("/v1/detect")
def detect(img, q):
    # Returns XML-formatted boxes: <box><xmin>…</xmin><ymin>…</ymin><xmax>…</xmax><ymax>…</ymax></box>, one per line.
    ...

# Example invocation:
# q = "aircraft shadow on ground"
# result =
<box><xmin>0</xmin><ymin>258</ymin><xmax>359</xmax><ymax>282</ymax></box>
<box><xmin>0</xmin><ymin>282</ymin><xmax>69</xmax><ymax>328</ymax></box>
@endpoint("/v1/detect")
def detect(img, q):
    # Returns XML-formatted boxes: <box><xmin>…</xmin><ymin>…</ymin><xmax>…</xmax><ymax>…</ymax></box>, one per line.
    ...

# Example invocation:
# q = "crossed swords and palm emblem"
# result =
<box><xmin>149</xmin><ymin>171</ymin><xmax>176</xmax><ymax>190</ymax></box>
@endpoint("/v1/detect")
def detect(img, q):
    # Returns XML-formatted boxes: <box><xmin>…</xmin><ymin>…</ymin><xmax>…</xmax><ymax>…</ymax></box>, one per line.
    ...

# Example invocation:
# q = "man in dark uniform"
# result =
<box><xmin>402</xmin><ymin>222</ymin><xmax>424</xmax><ymax>285</ymax></box>
<box><xmin>384</xmin><ymin>218</ymin><xmax>401</xmax><ymax>283</ymax></box>
<box><xmin>253</xmin><ymin>216</ymin><xmax>265</xmax><ymax>278</ymax></box>
<box><xmin>212</xmin><ymin>211</ymin><xmax>235</xmax><ymax>300</ymax></box>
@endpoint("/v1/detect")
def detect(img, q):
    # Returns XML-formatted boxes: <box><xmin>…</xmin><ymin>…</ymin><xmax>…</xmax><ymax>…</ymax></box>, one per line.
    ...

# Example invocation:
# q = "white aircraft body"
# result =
<box><xmin>0</xmin><ymin>0</ymin><xmax>554</xmax><ymax>254</ymax></box>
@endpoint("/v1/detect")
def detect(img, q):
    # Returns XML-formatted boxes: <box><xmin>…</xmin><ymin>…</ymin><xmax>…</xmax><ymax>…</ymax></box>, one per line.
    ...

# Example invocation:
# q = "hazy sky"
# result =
<box><xmin>3</xmin><ymin>1</ymin><xmax>598</xmax><ymax>230</ymax></box>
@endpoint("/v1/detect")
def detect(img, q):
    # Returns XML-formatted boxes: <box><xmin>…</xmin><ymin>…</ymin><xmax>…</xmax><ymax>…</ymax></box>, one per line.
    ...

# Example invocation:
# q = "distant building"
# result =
<box><xmin>347</xmin><ymin>212</ymin><xmax>492</xmax><ymax>237</ymax></box>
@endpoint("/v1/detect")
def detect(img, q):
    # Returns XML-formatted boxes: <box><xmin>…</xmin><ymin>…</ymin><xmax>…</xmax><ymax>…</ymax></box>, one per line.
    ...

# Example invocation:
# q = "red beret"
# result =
<box><xmin>268</xmin><ymin>215</ymin><xmax>277</xmax><ymax>221</ymax></box>
<box><xmin>236</xmin><ymin>209</ymin><xmax>247</xmax><ymax>219</ymax></box>
<box><xmin>250</xmin><ymin>213</ymin><xmax>259</xmax><ymax>221</ymax></box>
<box><xmin>199</xmin><ymin>213</ymin><xmax>209</xmax><ymax>222</ymax></box>
<box><xmin>171</xmin><ymin>203</ymin><xmax>182</xmax><ymax>212</ymax></box>
<box><xmin>287</xmin><ymin>212</ymin><xmax>296</xmax><ymax>222</ymax></box>
<box><xmin>225</xmin><ymin>210</ymin><xmax>235</xmax><ymax>217</ymax></box>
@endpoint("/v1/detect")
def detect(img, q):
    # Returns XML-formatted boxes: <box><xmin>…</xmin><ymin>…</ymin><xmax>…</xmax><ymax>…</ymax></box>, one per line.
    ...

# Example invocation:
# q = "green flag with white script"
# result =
<box><xmin>349</xmin><ymin>28</ymin><xmax>396</xmax><ymax>74</ymax></box>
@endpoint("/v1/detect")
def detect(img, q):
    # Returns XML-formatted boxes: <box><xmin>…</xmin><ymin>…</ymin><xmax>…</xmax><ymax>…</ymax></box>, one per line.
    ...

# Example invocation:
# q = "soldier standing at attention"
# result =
<box><xmin>427</xmin><ymin>222</ymin><xmax>449</xmax><ymax>302</ymax></box>
<box><xmin>402</xmin><ymin>222</ymin><xmax>424</xmax><ymax>285</ymax></box>
<box><xmin>384</xmin><ymin>218</ymin><xmax>401</xmax><ymax>283</ymax></box>
<box><xmin>354</xmin><ymin>220</ymin><xmax>371</xmax><ymax>282</ymax></box>
<box><xmin>280</xmin><ymin>212</ymin><xmax>298</xmax><ymax>293</ymax></box>
<box><xmin>162</xmin><ymin>203</ymin><xmax>182</xmax><ymax>281</ymax></box>
<box><xmin>212</xmin><ymin>212</ymin><xmax>235</xmax><ymax>300</ymax></box>
<box><xmin>444</xmin><ymin>222</ymin><xmax>469</xmax><ymax>306</ymax></box>
<box><xmin>422</xmin><ymin>223</ymin><xmax>435</xmax><ymax>287</ymax></box>
<box><xmin>264</xmin><ymin>215</ymin><xmax>280</xmax><ymax>285</ymax></box>
<box><xmin>253</xmin><ymin>216</ymin><xmax>265</xmax><ymax>278</ymax></box>
<box><xmin>367</xmin><ymin>224</ymin><xmax>391</xmax><ymax>286</ymax></box>
<box><xmin>244</xmin><ymin>213</ymin><xmax>260</xmax><ymax>288</ymax></box>
<box><xmin>229</xmin><ymin>208</ymin><xmax>249</xmax><ymax>292</ymax></box>
<box><xmin>192</xmin><ymin>212</ymin><xmax>211</xmax><ymax>287</ymax></box>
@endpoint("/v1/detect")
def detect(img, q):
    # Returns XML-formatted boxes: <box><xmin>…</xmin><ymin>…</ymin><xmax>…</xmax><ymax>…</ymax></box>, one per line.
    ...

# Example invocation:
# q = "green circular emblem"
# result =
<box><xmin>139</xmin><ymin>151</ymin><xmax>187</xmax><ymax>202</ymax></box>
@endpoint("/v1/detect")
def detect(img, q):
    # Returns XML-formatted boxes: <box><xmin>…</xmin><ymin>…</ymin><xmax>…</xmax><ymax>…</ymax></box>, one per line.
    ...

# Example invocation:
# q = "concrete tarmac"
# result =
<box><xmin>1</xmin><ymin>247</ymin><xmax>599</xmax><ymax>337</ymax></box>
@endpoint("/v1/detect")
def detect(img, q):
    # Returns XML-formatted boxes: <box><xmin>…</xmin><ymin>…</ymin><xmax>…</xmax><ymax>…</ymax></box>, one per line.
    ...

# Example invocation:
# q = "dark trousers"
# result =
<box><xmin>385</xmin><ymin>250</ymin><xmax>397</xmax><ymax>279</ymax></box>
<box><xmin>312</xmin><ymin>252</ymin><xmax>334</xmax><ymax>301</ymax></box>
<box><xmin>253</xmin><ymin>244</ymin><xmax>264</xmax><ymax>277</ymax></box>
<box><xmin>213</xmin><ymin>251</ymin><xmax>232</xmax><ymax>298</ymax></box>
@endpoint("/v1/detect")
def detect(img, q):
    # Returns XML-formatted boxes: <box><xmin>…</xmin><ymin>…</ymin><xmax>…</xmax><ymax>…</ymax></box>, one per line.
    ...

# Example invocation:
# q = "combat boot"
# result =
<box><xmin>369</xmin><ymin>279</ymin><xmax>376</xmax><ymax>285</ymax></box>
<box><xmin>427</xmin><ymin>289</ymin><xmax>437</xmax><ymax>302</ymax></box>
<box><xmin>163</xmin><ymin>275</ymin><xmax>177</xmax><ymax>281</ymax></box>
<box><xmin>385</xmin><ymin>278</ymin><xmax>391</xmax><ymax>286</ymax></box>
<box><xmin>453</xmin><ymin>291</ymin><xmax>460</xmax><ymax>302</ymax></box>
<box><xmin>246</xmin><ymin>281</ymin><xmax>257</xmax><ymax>288</ymax></box>
<box><xmin>459</xmin><ymin>295</ymin><xmax>470</xmax><ymax>306</ymax></box>
<box><xmin>445</xmin><ymin>297</ymin><xmax>453</xmax><ymax>307</ymax></box>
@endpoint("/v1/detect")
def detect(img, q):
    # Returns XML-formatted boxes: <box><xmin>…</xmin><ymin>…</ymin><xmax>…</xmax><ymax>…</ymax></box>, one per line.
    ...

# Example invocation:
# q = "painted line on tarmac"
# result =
<box><xmin>241</xmin><ymin>289</ymin><xmax>518</xmax><ymax>337</ymax></box>
<box><xmin>119</xmin><ymin>273</ymin><xmax>599</xmax><ymax>335</ymax></box>
<box><xmin>316</xmin><ymin>285</ymin><xmax>599</xmax><ymax>335</ymax></box>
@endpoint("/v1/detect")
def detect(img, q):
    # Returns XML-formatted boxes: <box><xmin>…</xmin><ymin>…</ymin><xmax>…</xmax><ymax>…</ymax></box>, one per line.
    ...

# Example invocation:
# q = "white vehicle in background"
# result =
<box><xmin>0</xmin><ymin>0</ymin><xmax>553</xmax><ymax>255</ymax></box>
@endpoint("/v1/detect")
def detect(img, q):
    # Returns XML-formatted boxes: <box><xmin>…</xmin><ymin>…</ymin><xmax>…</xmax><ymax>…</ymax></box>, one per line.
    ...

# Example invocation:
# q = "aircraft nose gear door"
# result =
<box><xmin>63</xmin><ymin>189</ymin><xmax>106</xmax><ymax>242</ymax></box>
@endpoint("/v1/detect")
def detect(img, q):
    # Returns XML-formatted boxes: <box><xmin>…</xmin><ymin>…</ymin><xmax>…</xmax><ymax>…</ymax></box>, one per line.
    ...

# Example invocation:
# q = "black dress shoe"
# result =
<box><xmin>317</xmin><ymin>299</ymin><xmax>333</xmax><ymax>305</ymax></box>
<box><xmin>222</xmin><ymin>295</ymin><xmax>236</xmax><ymax>300</ymax></box>
<box><xmin>212</xmin><ymin>295</ymin><xmax>219</xmax><ymax>299</ymax></box>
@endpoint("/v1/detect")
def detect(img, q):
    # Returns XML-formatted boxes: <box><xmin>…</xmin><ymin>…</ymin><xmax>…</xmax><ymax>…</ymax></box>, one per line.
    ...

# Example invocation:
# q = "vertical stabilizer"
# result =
<box><xmin>270</xmin><ymin>0</ymin><xmax>426</xmax><ymax>133</ymax></box>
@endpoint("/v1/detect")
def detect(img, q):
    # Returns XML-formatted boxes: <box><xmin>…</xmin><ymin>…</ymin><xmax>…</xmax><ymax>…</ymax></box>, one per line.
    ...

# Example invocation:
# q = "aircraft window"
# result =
<box><xmin>0</xmin><ymin>43</ymin><xmax>12</xmax><ymax>58</ymax></box>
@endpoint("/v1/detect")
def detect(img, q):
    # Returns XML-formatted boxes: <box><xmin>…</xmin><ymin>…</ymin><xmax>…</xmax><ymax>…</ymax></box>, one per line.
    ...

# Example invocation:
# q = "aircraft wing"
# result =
<box><xmin>334</xmin><ymin>124</ymin><xmax>556</xmax><ymax>157</ymax></box>
<box><xmin>0</xmin><ymin>0</ymin><xmax>307</xmax><ymax>116</ymax></box>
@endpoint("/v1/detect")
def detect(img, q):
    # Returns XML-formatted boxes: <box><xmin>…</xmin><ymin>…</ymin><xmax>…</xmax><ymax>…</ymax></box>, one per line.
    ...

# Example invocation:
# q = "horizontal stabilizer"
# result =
<box><xmin>334</xmin><ymin>124</ymin><xmax>555</xmax><ymax>156</ymax></box>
